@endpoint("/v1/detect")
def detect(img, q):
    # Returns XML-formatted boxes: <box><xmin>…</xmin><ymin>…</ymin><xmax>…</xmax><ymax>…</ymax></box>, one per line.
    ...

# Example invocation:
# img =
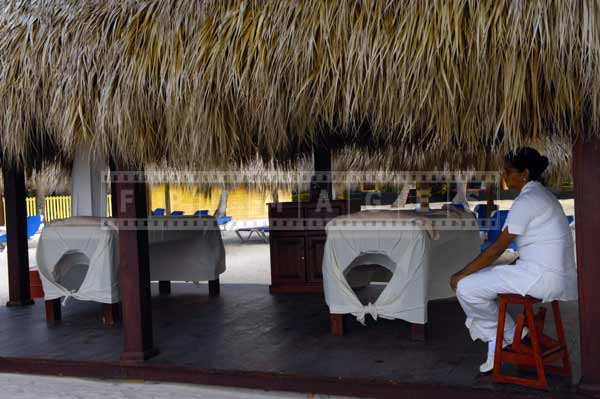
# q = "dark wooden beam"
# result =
<box><xmin>310</xmin><ymin>146</ymin><xmax>332</xmax><ymax>201</ymax></box>
<box><xmin>2</xmin><ymin>163</ymin><xmax>33</xmax><ymax>307</ymax></box>
<box><xmin>111</xmin><ymin>165</ymin><xmax>157</xmax><ymax>362</ymax></box>
<box><xmin>573</xmin><ymin>136</ymin><xmax>600</xmax><ymax>388</ymax></box>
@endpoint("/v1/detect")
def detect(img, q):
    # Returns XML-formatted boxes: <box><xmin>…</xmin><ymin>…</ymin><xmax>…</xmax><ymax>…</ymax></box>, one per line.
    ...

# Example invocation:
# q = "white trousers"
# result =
<box><xmin>456</xmin><ymin>264</ymin><xmax>547</xmax><ymax>343</ymax></box>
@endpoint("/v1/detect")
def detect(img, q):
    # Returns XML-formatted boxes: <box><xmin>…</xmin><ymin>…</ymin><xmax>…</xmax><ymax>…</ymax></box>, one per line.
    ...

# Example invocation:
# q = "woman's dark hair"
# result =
<box><xmin>504</xmin><ymin>147</ymin><xmax>549</xmax><ymax>182</ymax></box>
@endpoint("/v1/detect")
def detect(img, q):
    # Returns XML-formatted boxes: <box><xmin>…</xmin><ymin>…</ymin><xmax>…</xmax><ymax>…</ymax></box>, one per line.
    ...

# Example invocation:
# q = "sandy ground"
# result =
<box><xmin>0</xmin><ymin>199</ymin><xmax>576</xmax><ymax>398</ymax></box>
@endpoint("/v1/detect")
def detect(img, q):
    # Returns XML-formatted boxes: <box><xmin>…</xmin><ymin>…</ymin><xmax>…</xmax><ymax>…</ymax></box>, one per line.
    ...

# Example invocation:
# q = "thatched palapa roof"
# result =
<box><xmin>0</xmin><ymin>1</ymin><xmax>598</xmax><ymax>180</ymax></box>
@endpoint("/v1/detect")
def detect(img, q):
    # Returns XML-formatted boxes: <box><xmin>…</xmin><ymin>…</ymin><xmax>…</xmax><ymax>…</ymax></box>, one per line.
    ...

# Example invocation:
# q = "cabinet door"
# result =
<box><xmin>306</xmin><ymin>236</ymin><xmax>327</xmax><ymax>283</ymax></box>
<box><xmin>270</xmin><ymin>236</ymin><xmax>306</xmax><ymax>284</ymax></box>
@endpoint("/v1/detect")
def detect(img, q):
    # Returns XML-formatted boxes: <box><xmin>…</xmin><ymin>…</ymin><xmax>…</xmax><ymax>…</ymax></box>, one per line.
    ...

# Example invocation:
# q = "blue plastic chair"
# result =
<box><xmin>194</xmin><ymin>210</ymin><xmax>210</xmax><ymax>216</ymax></box>
<box><xmin>170</xmin><ymin>211</ymin><xmax>184</xmax><ymax>216</ymax></box>
<box><xmin>152</xmin><ymin>208</ymin><xmax>166</xmax><ymax>216</ymax></box>
<box><xmin>480</xmin><ymin>210</ymin><xmax>517</xmax><ymax>252</ymax></box>
<box><xmin>0</xmin><ymin>215</ymin><xmax>42</xmax><ymax>246</ymax></box>
<box><xmin>474</xmin><ymin>204</ymin><xmax>499</xmax><ymax>230</ymax></box>
<box><xmin>566</xmin><ymin>215</ymin><xmax>574</xmax><ymax>225</ymax></box>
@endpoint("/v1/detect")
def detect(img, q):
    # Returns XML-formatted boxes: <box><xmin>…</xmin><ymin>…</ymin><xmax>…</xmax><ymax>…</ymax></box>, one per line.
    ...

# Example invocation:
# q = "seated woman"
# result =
<box><xmin>450</xmin><ymin>147</ymin><xmax>577</xmax><ymax>373</ymax></box>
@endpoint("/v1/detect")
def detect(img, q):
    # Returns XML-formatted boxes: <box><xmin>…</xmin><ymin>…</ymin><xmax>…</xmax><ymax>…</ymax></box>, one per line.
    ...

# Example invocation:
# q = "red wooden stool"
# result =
<box><xmin>493</xmin><ymin>294</ymin><xmax>571</xmax><ymax>390</ymax></box>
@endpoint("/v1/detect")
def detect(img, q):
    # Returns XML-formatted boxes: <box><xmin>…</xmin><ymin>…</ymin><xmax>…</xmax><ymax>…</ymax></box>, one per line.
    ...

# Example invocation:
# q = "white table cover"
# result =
<box><xmin>323</xmin><ymin>209</ymin><xmax>480</xmax><ymax>324</ymax></box>
<box><xmin>147</xmin><ymin>220</ymin><xmax>226</xmax><ymax>282</ymax></box>
<box><xmin>37</xmin><ymin>217</ymin><xmax>119</xmax><ymax>303</ymax></box>
<box><xmin>37</xmin><ymin>216</ymin><xmax>226</xmax><ymax>304</ymax></box>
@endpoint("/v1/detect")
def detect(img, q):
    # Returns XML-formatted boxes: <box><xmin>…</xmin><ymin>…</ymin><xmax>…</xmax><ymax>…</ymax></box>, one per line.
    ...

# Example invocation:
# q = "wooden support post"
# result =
<box><xmin>165</xmin><ymin>184</ymin><xmax>172</xmax><ymax>215</ymax></box>
<box><xmin>0</xmin><ymin>193</ymin><xmax>5</xmax><ymax>226</ymax></box>
<box><xmin>2</xmin><ymin>163</ymin><xmax>33</xmax><ymax>307</ymax></box>
<box><xmin>208</xmin><ymin>278</ymin><xmax>220</xmax><ymax>297</ymax></box>
<box><xmin>146</xmin><ymin>184</ymin><xmax>153</xmax><ymax>218</ymax></box>
<box><xmin>101</xmin><ymin>303</ymin><xmax>121</xmax><ymax>326</ymax></box>
<box><xmin>112</xmin><ymin>164</ymin><xmax>157</xmax><ymax>362</ymax></box>
<box><xmin>45</xmin><ymin>299</ymin><xmax>62</xmax><ymax>323</ymax></box>
<box><xmin>330</xmin><ymin>313</ymin><xmax>344</xmax><ymax>336</ymax></box>
<box><xmin>310</xmin><ymin>146</ymin><xmax>332</xmax><ymax>202</ymax></box>
<box><xmin>573</xmin><ymin>136</ymin><xmax>600</xmax><ymax>387</ymax></box>
<box><xmin>158</xmin><ymin>281</ymin><xmax>171</xmax><ymax>295</ymax></box>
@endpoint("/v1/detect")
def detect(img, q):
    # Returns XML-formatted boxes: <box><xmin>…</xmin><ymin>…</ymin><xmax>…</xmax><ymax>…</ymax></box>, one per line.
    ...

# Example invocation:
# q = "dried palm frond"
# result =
<box><xmin>0</xmin><ymin>1</ymin><xmax>596</xmax><ymax>184</ymax></box>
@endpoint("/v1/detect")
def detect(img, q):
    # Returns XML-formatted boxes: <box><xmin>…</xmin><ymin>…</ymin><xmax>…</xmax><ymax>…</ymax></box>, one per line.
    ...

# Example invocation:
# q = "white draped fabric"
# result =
<box><xmin>323</xmin><ymin>209</ymin><xmax>480</xmax><ymax>325</ymax></box>
<box><xmin>37</xmin><ymin>217</ymin><xmax>226</xmax><ymax>304</ymax></box>
<box><xmin>37</xmin><ymin>217</ymin><xmax>119</xmax><ymax>304</ymax></box>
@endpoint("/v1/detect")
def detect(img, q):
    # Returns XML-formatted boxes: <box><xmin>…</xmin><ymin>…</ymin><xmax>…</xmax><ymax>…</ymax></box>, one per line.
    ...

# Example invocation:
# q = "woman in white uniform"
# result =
<box><xmin>450</xmin><ymin>147</ymin><xmax>577</xmax><ymax>373</ymax></box>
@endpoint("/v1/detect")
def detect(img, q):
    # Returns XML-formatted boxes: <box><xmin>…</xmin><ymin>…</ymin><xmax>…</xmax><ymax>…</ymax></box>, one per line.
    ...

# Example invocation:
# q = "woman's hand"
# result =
<box><xmin>450</xmin><ymin>272</ymin><xmax>466</xmax><ymax>292</ymax></box>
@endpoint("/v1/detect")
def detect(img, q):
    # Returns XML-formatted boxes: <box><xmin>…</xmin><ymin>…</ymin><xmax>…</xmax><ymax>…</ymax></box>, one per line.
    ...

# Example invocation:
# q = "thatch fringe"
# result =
<box><xmin>0</xmin><ymin>1</ymin><xmax>597</xmax><ymax>174</ymax></box>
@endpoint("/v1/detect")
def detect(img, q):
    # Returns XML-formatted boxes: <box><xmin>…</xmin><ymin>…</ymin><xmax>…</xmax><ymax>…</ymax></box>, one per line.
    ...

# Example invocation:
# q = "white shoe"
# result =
<box><xmin>504</xmin><ymin>326</ymin><xmax>529</xmax><ymax>346</ymax></box>
<box><xmin>480</xmin><ymin>327</ymin><xmax>530</xmax><ymax>374</ymax></box>
<box><xmin>480</xmin><ymin>352</ymin><xmax>495</xmax><ymax>373</ymax></box>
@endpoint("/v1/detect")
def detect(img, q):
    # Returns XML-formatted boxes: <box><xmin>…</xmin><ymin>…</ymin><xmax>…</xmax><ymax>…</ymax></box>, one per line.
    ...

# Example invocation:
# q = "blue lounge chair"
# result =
<box><xmin>0</xmin><ymin>215</ymin><xmax>42</xmax><ymax>249</ymax></box>
<box><xmin>235</xmin><ymin>226</ymin><xmax>269</xmax><ymax>243</ymax></box>
<box><xmin>194</xmin><ymin>210</ymin><xmax>210</xmax><ymax>216</ymax></box>
<box><xmin>152</xmin><ymin>208</ymin><xmax>166</xmax><ymax>216</ymax></box>
<box><xmin>170</xmin><ymin>211</ymin><xmax>184</xmax><ymax>216</ymax></box>
<box><xmin>216</xmin><ymin>216</ymin><xmax>233</xmax><ymax>225</ymax></box>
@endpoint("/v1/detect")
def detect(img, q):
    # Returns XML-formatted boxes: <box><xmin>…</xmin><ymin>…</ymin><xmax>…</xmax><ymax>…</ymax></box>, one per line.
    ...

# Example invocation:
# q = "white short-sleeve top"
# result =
<box><xmin>503</xmin><ymin>181</ymin><xmax>578</xmax><ymax>301</ymax></box>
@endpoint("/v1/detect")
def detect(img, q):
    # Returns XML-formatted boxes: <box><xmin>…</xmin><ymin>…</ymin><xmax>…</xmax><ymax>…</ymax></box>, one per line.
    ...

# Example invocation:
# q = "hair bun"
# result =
<box><xmin>504</xmin><ymin>147</ymin><xmax>549</xmax><ymax>183</ymax></box>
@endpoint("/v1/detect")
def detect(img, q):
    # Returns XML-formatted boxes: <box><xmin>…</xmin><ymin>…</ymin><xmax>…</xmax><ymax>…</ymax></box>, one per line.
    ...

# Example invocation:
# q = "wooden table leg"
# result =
<box><xmin>45</xmin><ymin>298</ymin><xmax>62</xmax><ymax>323</ymax></box>
<box><xmin>101</xmin><ymin>303</ymin><xmax>121</xmax><ymax>326</ymax></box>
<box><xmin>158</xmin><ymin>281</ymin><xmax>171</xmax><ymax>295</ymax></box>
<box><xmin>410</xmin><ymin>323</ymin><xmax>427</xmax><ymax>342</ymax></box>
<box><xmin>209</xmin><ymin>278</ymin><xmax>220</xmax><ymax>297</ymax></box>
<box><xmin>331</xmin><ymin>313</ymin><xmax>345</xmax><ymax>336</ymax></box>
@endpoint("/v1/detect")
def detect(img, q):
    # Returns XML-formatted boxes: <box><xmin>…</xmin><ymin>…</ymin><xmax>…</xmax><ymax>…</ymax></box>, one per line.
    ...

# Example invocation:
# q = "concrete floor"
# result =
<box><xmin>0</xmin><ymin>231</ymin><xmax>350</xmax><ymax>399</ymax></box>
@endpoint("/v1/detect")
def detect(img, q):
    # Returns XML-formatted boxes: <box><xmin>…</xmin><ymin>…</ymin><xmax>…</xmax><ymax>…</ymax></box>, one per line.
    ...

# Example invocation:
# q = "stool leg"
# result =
<box><xmin>493</xmin><ymin>299</ymin><xmax>508</xmax><ymax>377</ymax></box>
<box><xmin>552</xmin><ymin>301</ymin><xmax>572</xmax><ymax>378</ymax></box>
<box><xmin>525</xmin><ymin>303</ymin><xmax>548</xmax><ymax>389</ymax></box>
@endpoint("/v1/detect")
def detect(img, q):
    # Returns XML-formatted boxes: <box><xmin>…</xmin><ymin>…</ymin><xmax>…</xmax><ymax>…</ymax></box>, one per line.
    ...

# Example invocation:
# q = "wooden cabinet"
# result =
<box><xmin>270</xmin><ymin>236</ymin><xmax>306</xmax><ymax>284</ymax></box>
<box><xmin>306</xmin><ymin>236</ymin><xmax>326</xmax><ymax>283</ymax></box>
<box><xmin>268</xmin><ymin>201</ymin><xmax>358</xmax><ymax>293</ymax></box>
